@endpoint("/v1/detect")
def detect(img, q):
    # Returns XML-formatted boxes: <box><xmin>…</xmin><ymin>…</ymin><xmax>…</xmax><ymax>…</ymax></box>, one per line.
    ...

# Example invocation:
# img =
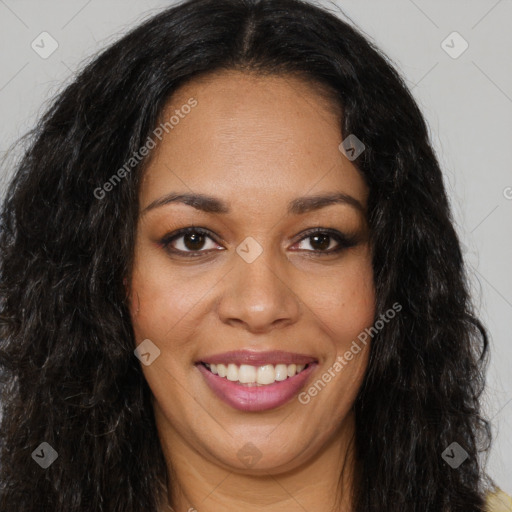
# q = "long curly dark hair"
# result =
<box><xmin>0</xmin><ymin>0</ymin><xmax>493</xmax><ymax>510</ymax></box>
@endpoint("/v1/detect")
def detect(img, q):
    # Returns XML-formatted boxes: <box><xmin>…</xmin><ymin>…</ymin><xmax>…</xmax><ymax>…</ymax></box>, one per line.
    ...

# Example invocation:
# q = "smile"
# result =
<box><xmin>195</xmin><ymin>350</ymin><xmax>318</xmax><ymax>412</ymax></box>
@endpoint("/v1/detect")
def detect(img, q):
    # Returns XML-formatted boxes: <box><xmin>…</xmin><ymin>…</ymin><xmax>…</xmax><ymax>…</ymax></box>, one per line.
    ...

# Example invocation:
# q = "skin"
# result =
<box><xmin>127</xmin><ymin>70</ymin><xmax>376</xmax><ymax>512</ymax></box>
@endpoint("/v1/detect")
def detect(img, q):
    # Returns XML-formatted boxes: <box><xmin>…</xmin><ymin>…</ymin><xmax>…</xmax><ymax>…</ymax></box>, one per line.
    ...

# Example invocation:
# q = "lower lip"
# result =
<box><xmin>196</xmin><ymin>363</ymin><xmax>317</xmax><ymax>412</ymax></box>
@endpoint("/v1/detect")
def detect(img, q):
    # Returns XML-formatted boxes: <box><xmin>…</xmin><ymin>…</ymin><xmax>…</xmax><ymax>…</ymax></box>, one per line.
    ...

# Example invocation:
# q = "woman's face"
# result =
<box><xmin>129</xmin><ymin>70</ymin><xmax>375</xmax><ymax>474</ymax></box>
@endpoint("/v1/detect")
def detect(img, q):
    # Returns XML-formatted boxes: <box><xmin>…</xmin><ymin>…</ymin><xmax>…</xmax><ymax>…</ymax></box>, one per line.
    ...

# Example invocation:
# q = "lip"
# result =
<box><xmin>197</xmin><ymin>350</ymin><xmax>317</xmax><ymax>367</ymax></box>
<box><xmin>196</xmin><ymin>360</ymin><xmax>318</xmax><ymax>412</ymax></box>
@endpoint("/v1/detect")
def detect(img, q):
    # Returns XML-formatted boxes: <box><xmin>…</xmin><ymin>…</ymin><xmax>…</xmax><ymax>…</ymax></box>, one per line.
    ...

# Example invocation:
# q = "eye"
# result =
<box><xmin>292</xmin><ymin>228</ymin><xmax>358</xmax><ymax>254</ymax></box>
<box><xmin>159</xmin><ymin>227</ymin><xmax>223</xmax><ymax>256</ymax></box>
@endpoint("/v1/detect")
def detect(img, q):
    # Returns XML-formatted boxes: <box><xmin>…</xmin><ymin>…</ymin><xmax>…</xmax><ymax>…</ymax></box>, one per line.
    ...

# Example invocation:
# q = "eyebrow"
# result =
<box><xmin>141</xmin><ymin>191</ymin><xmax>365</xmax><ymax>216</ymax></box>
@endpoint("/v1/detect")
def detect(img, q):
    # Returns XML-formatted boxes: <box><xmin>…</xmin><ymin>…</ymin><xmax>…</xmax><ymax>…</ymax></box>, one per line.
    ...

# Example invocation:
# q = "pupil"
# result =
<box><xmin>185</xmin><ymin>232</ymin><xmax>205</xmax><ymax>251</ymax></box>
<box><xmin>311</xmin><ymin>234</ymin><xmax>330</xmax><ymax>251</ymax></box>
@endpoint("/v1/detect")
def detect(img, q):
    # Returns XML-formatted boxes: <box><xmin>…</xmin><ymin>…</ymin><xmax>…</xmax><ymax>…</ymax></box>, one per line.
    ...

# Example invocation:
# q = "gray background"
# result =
<box><xmin>0</xmin><ymin>0</ymin><xmax>510</xmax><ymax>493</ymax></box>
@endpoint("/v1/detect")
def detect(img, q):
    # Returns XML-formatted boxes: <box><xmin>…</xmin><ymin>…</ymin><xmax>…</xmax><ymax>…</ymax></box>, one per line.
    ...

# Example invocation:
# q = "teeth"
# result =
<box><xmin>257</xmin><ymin>364</ymin><xmax>275</xmax><ymax>385</ymax></box>
<box><xmin>287</xmin><ymin>364</ymin><xmax>297</xmax><ymax>377</ymax></box>
<box><xmin>203</xmin><ymin>362</ymin><xmax>308</xmax><ymax>385</ymax></box>
<box><xmin>226</xmin><ymin>364</ymin><xmax>238</xmax><ymax>382</ymax></box>
<box><xmin>239</xmin><ymin>364</ymin><xmax>256</xmax><ymax>384</ymax></box>
<box><xmin>275</xmin><ymin>364</ymin><xmax>288</xmax><ymax>381</ymax></box>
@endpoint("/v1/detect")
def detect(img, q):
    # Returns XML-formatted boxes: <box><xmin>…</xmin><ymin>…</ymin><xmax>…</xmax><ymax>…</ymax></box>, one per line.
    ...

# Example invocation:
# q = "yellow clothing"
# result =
<box><xmin>487</xmin><ymin>489</ymin><xmax>512</xmax><ymax>511</ymax></box>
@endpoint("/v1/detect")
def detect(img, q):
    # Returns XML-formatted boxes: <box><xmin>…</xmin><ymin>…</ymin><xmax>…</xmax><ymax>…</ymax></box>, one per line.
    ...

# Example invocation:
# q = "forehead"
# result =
<box><xmin>140</xmin><ymin>70</ymin><xmax>368</xmax><ymax>210</ymax></box>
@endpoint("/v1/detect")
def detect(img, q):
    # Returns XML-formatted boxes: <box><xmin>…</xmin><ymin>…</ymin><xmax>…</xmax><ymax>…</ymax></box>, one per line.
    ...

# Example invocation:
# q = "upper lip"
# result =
<box><xmin>197</xmin><ymin>350</ymin><xmax>317</xmax><ymax>367</ymax></box>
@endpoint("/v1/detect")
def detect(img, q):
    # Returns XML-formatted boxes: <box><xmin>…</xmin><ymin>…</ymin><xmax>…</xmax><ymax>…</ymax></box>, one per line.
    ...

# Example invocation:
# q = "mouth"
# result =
<box><xmin>195</xmin><ymin>350</ymin><xmax>318</xmax><ymax>412</ymax></box>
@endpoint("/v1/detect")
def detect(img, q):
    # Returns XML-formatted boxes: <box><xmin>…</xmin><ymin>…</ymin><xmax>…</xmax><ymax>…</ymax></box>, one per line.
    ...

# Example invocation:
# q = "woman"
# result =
<box><xmin>0</xmin><ymin>0</ymin><xmax>508</xmax><ymax>510</ymax></box>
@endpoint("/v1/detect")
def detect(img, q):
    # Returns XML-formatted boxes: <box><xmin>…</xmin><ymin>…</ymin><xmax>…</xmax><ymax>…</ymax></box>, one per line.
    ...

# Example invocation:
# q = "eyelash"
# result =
<box><xmin>159</xmin><ymin>226</ymin><xmax>358</xmax><ymax>258</ymax></box>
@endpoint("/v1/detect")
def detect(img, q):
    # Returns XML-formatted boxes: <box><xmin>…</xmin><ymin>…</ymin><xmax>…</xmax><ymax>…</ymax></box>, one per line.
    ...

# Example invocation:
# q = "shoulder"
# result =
<box><xmin>486</xmin><ymin>488</ymin><xmax>512</xmax><ymax>512</ymax></box>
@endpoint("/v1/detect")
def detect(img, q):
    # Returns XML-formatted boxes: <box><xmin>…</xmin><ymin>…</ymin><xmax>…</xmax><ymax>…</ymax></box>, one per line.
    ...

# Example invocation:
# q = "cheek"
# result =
<box><xmin>127</xmin><ymin>248</ymin><xmax>213</xmax><ymax>356</ymax></box>
<box><xmin>128</xmin><ymin>247</ymin><xmax>175</xmax><ymax>342</ymax></box>
<box><xmin>308</xmin><ymin>252</ymin><xmax>375</xmax><ymax>350</ymax></box>
<box><xmin>129</xmin><ymin>273</ymin><xmax>185</xmax><ymax>344</ymax></box>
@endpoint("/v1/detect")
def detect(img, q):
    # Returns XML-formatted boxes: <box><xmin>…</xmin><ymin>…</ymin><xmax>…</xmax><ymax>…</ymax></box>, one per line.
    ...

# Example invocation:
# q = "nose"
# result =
<box><xmin>216</xmin><ymin>246</ymin><xmax>301</xmax><ymax>333</ymax></box>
